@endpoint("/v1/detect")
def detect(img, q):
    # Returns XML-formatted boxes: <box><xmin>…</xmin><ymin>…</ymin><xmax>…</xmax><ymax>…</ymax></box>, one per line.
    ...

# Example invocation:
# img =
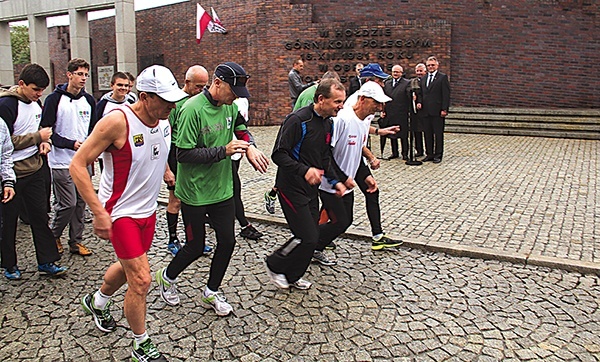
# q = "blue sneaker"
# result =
<box><xmin>38</xmin><ymin>262</ymin><xmax>67</xmax><ymax>276</ymax></box>
<box><xmin>203</xmin><ymin>245</ymin><xmax>213</xmax><ymax>254</ymax></box>
<box><xmin>167</xmin><ymin>239</ymin><xmax>183</xmax><ymax>256</ymax></box>
<box><xmin>4</xmin><ymin>266</ymin><xmax>22</xmax><ymax>280</ymax></box>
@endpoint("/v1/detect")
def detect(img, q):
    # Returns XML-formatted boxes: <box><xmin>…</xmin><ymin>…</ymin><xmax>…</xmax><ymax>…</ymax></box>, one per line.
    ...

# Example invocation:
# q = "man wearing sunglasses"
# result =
<box><xmin>42</xmin><ymin>58</ymin><xmax>97</xmax><ymax>256</ymax></box>
<box><xmin>156</xmin><ymin>62</ymin><xmax>269</xmax><ymax>317</ymax></box>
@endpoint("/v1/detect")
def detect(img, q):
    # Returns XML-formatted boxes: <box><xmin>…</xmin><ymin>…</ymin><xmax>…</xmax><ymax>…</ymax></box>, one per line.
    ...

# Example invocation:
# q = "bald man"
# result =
<box><xmin>164</xmin><ymin>65</ymin><xmax>212</xmax><ymax>256</ymax></box>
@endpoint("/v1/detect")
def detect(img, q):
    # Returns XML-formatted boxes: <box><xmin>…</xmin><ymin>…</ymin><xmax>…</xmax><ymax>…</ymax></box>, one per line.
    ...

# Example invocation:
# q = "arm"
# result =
<box><xmin>69</xmin><ymin>111</ymin><xmax>127</xmax><ymax>240</ymax></box>
<box><xmin>441</xmin><ymin>74</ymin><xmax>451</xmax><ymax>117</ymax></box>
<box><xmin>0</xmin><ymin>120</ymin><xmax>15</xmax><ymax>202</ymax></box>
<box><xmin>271</xmin><ymin>114</ymin><xmax>310</xmax><ymax>177</ymax></box>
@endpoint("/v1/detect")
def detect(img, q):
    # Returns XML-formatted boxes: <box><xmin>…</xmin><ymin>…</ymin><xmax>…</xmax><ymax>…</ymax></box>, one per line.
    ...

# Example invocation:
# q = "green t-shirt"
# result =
<box><xmin>293</xmin><ymin>84</ymin><xmax>318</xmax><ymax>110</ymax></box>
<box><xmin>168</xmin><ymin>95</ymin><xmax>191</xmax><ymax>144</ymax></box>
<box><xmin>174</xmin><ymin>93</ymin><xmax>245</xmax><ymax>206</ymax></box>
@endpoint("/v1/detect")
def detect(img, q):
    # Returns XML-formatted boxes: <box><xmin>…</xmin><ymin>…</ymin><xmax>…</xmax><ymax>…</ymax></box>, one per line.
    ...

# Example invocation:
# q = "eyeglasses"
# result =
<box><xmin>216</xmin><ymin>64</ymin><xmax>250</xmax><ymax>87</ymax></box>
<box><xmin>426</xmin><ymin>64</ymin><xmax>436</xmax><ymax>67</ymax></box>
<box><xmin>72</xmin><ymin>72</ymin><xmax>89</xmax><ymax>77</ymax></box>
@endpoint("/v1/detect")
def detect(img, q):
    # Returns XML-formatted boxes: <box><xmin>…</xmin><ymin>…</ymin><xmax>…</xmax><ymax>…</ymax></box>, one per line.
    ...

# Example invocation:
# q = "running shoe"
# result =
<box><xmin>81</xmin><ymin>293</ymin><xmax>116</xmax><ymax>332</ymax></box>
<box><xmin>167</xmin><ymin>239</ymin><xmax>183</xmax><ymax>256</ymax></box>
<box><xmin>371</xmin><ymin>235</ymin><xmax>403</xmax><ymax>251</ymax></box>
<box><xmin>312</xmin><ymin>250</ymin><xmax>337</xmax><ymax>266</ymax></box>
<box><xmin>291</xmin><ymin>278</ymin><xmax>312</xmax><ymax>290</ymax></box>
<box><xmin>156</xmin><ymin>268</ymin><xmax>180</xmax><ymax>306</ymax></box>
<box><xmin>38</xmin><ymin>262</ymin><xmax>67</xmax><ymax>276</ymax></box>
<box><xmin>264</xmin><ymin>191</ymin><xmax>276</xmax><ymax>214</ymax></box>
<box><xmin>201</xmin><ymin>289</ymin><xmax>233</xmax><ymax>316</ymax></box>
<box><xmin>239</xmin><ymin>224</ymin><xmax>263</xmax><ymax>240</ymax></box>
<box><xmin>4</xmin><ymin>265</ymin><xmax>21</xmax><ymax>280</ymax></box>
<box><xmin>131</xmin><ymin>338</ymin><xmax>167</xmax><ymax>362</ymax></box>
<box><xmin>203</xmin><ymin>245</ymin><xmax>213</xmax><ymax>254</ymax></box>
<box><xmin>264</xmin><ymin>260</ymin><xmax>289</xmax><ymax>289</ymax></box>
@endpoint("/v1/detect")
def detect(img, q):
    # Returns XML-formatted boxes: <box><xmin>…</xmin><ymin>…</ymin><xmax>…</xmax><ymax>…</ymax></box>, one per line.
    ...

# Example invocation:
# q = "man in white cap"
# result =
<box><xmin>71</xmin><ymin>64</ymin><xmax>188</xmax><ymax>361</ymax></box>
<box><xmin>155</xmin><ymin>62</ymin><xmax>269</xmax><ymax>317</ymax></box>
<box><xmin>312</xmin><ymin>82</ymin><xmax>401</xmax><ymax>265</ymax></box>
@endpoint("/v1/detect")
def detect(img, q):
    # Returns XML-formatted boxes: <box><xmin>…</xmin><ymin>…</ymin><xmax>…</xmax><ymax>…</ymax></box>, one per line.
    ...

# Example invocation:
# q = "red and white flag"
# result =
<box><xmin>208</xmin><ymin>7</ymin><xmax>227</xmax><ymax>34</ymax></box>
<box><xmin>196</xmin><ymin>4</ymin><xmax>212</xmax><ymax>44</ymax></box>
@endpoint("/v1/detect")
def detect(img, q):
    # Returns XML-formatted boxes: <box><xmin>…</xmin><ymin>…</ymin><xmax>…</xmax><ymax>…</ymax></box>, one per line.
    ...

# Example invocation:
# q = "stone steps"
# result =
<box><xmin>445</xmin><ymin>107</ymin><xmax>600</xmax><ymax>140</ymax></box>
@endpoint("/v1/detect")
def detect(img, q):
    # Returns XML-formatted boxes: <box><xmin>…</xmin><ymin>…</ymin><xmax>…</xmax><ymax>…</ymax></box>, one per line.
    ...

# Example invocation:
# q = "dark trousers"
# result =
<box><xmin>380</xmin><ymin>136</ymin><xmax>399</xmax><ymax>157</ymax></box>
<box><xmin>423</xmin><ymin>115</ymin><xmax>445</xmax><ymax>158</ymax></box>
<box><xmin>1</xmin><ymin>168</ymin><xmax>60</xmax><ymax>268</ymax></box>
<box><xmin>266</xmin><ymin>190</ymin><xmax>319</xmax><ymax>284</ymax></box>
<box><xmin>232</xmin><ymin>160</ymin><xmax>248</xmax><ymax>227</ymax></box>
<box><xmin>166</xmin><ymin>198</ymin><xmax>236</xmax><ymax>291</ymax></box>
<box><xmin>356</xmin><ymin>172</ymin><xmax>383</xmax><ymax>236</ymax></box>
<box><xmin>317</xmin><ymin>191</ymin><xmax>354</xmax><ymax>251</ymax></box>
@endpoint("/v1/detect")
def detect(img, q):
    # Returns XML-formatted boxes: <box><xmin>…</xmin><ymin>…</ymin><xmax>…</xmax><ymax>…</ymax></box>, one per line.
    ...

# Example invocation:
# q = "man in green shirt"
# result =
<box><xmin>293</xmin><ymin>70</ymin><xmax>340</xmax><ymax>110</ymax></box>
<box><xmin>156</xmin><ymin>62</ymin><xmax>269</xmax><ymax>317</ymax></box>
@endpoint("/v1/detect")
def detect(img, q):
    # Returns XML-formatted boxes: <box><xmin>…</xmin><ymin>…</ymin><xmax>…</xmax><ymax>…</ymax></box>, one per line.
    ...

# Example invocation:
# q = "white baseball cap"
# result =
<box><xmin>136</xmin><ymin>65</ymin><xmax>188</xmax><ymax>103</ymax></box>
<box><xmin>357</xmin><ymin>81</ymin><xmax>392</xmax><ymax>103</ymax></box>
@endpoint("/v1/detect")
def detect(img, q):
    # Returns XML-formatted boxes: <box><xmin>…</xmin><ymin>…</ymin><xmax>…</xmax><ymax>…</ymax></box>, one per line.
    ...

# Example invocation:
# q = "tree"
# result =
<box><xmin>11</xmin><ymin>25</ymin><xmax>30</xmax><ymax>64</ymax></box>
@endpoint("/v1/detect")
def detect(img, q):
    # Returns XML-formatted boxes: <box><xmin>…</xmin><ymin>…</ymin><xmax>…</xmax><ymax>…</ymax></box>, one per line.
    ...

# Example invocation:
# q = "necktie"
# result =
<box><xmin>393</xmin><ymin>79</ymin><xmax>397</xmax><ymax>88</ymax></box>
<box><xmin>427</xmin><ymin>73</ymin><xmax>433</xmax><ymax>87</ymax></box>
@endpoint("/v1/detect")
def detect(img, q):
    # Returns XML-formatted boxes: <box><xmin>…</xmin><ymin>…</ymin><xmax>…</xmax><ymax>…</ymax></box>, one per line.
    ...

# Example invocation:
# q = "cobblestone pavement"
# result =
<box><xmin>1</xmin><ymin>129</ymin><xmax>599</xmax><ymax>361</ymax></box>
<box><xmin>1</xmin><ymin>217</ymin><xmax>599</xmax><ymax>361</ymax></box>
<box><xmin>209</xmin><ymin>127</ymin><xmax>599</xmax><ymax>273</ymax></box>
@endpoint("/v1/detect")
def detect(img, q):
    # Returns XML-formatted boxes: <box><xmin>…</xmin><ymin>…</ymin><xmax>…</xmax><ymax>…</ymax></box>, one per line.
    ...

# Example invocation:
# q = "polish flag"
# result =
<box><xmin>208</xmin><ymin>7</ymin><xmax>228</xmax><ymax>34</ymax></box>
<box><xmin>196</xmin><ymin>4</ymin><xmax>212</xmax><ymax>44</ymax></box>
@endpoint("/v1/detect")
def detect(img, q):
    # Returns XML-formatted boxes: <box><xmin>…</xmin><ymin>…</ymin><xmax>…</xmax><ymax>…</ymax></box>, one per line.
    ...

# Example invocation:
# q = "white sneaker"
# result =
<box><xmin>156</xmin><ymin>268</ymin><xmax>180</xmax><ymax>306</ymax></box>
<box><xmin>291</xmin><ymin>278</ymin><xmax>312</xmax><ymax>290</ymax></box>
<box><xmin>264</xmin><ymin>260</ymin><xmax>289</xmax><ymax>289</ymax></box>
<box><xmin>312</xmin><ymin>250</ymin><xmax>337</xmax><ymax>266</ymax></box>
<box><xmin>201</xmin><ymin>289</ymin><xmax>233</xmax><ymax>316</ymax></box>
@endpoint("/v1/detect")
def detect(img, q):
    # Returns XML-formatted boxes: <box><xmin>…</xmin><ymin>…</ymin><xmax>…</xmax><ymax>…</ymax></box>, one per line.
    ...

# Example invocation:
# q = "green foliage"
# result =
<box><xmin>11</xmin><ymin>25</ymin><xmax>30</xmax><ymax>64</ymax></box>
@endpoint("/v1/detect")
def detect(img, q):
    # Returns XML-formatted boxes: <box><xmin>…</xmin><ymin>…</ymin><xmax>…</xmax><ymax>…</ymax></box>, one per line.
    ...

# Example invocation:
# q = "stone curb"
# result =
<box><xmin>157</xmin><ymin>198</ymin><xmax>600</xmax><ymax>276</ymax></box>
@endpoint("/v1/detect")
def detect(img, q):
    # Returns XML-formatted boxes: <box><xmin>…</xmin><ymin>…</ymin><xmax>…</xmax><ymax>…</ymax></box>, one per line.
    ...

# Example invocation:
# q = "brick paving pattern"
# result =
<box><xmin>1</xmin><ymin>128</ymin><xmax>598</xmax><ymax>361</ymax></box>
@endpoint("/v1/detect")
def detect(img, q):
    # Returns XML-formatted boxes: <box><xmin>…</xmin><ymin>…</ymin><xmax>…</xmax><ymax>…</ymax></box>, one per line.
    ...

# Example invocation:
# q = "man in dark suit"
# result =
<box><xmin>382</xmin><ymin>65</ymin><xmax>411</xmax><ymax>160</ymax></box>
<box><xmin>348</xmin><ymin>63</ymin><xmax>364</xmax><ymax>96</ymax></box>
<box><xmin>417</xmin><ymin>56</ymin><xmax>450</xmax><ymax>164</ymax></box>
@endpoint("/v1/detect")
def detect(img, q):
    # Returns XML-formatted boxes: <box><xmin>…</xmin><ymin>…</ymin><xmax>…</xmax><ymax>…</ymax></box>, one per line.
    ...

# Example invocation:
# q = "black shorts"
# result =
<box><xmin>166</xmin><ymin>144</ymin><xmax>177</xmax><ymax>190</ymax></box>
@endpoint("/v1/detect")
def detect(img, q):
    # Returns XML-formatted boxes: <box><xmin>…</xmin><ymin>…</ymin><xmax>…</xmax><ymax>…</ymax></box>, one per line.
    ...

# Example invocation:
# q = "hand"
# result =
<box><xmin>39</xmin><ymin>142</ymin><xmax>51</xmax><ymax>155</ymax></box>
<box><xmin>380</xmin><ymin>111</ymin><xmax>386</xmax><ymax>118</ymax></box>
<box><xmin>225</xmin><ymin>139</ymin><xmax>250</xmax><ymax>156</ymax></box>
<box><xmin>334</xmin><ymin>182</ymin><xmax>347</xmax><ymax>197</ymax></box>
<box><xmin>74</xmin><ymin>140</ymin><xmax>83</xmax><ymax>150</ymax></box>
<box><xmin>39</xmin><ymin>127</ymin><xmax>52</xmax><ymax>142</ymax></box>
<box><xmin>163</xmin><ymin>168</ymin><xmax>175</xmax><ymax>187</ymax></box>
<box><xmin>246</xmin><ymin>145</ymin><xmax>269</xmax><ymax>174</ymax></box>
<box><xmin>304</xmin><ymin>167</ymin><xmax>324</xmax><ymax>185</ymax></box>
<box><xmin>368</xmin><ymin>158</ymin><xmax>380</xmax><ymax>170</ymax></box>
<box><xmin>93</xmin><ymin>210</ymin><xmax>113</xmax><ymax>240</ymax></box>
<box><xmin>364</xmin><ymin>175</ymin><xmax>378</xmax><ymax>193</ymax></box>
<box><xmin>379</xmin><ymin>126</ymin><xmax>400</xmax><ymax>136</ymax></box>
<box><xmin>344</xmin><ymin>176</ymin><xmax>356</xmax><ymax>190</ymax></box>
<box><xmin>441</xmin><ymin>110</ymin><xmax>448</xmax><ymax>117</ymax></box>
<box><xmin>416</xmin><ymin>103</ymin><xmax>422</xmax><ymax>110</ymax></box>
<box><xmin>2</xmin><ymin>186</ymin><xmax>15</xmax><ymax>203</ymax></box>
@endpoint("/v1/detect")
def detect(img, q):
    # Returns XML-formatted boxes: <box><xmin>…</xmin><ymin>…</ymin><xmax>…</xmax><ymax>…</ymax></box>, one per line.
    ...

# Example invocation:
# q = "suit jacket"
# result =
<box><xmin>348</xmin><ymin>76</ymin><xmax>362</xmax><ymax>96</ymax></box>
<box><xmin>383</xmin><ymin>77</ymin><xmax>411</xmax><ymax>126</ymax></box>
<box><xmin>419</xmin><ymin>71</ymin><xmax>450</xmax><ymax>117</ymax></box>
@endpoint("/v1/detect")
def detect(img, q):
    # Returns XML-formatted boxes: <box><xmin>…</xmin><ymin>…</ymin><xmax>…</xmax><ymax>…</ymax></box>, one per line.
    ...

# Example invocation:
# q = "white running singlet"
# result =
<box><xmin>98</xmin><ymin>105</ymin><xmax>171</xmax><ymax>221</ymax></box>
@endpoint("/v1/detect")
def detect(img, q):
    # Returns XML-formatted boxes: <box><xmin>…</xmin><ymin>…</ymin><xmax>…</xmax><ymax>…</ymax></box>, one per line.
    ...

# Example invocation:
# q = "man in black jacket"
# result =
<box><xmin>265</xmin><ymin>78</ymin><xmax>350</xmax><ymax>291</ymax></box>
<box><xmin>417</xmin><ymin>56</ymin><xmax>451</xmax><ymax>163</ymax></box>
<box><xmin>383</xmin><ymin>65</ymin><xmax>411</xmax><ymax>160</ymax></box>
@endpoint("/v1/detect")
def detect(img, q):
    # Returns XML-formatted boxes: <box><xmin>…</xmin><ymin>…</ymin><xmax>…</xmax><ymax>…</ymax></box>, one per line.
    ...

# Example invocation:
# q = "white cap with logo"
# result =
<box><xmin>357</xmin><ymin>81</ymin><xmax>392</xmax><ymax>103</ymax></box>
<box><xmin>136</xmin><ymin>65</ymin><xmax>188</xmax><ymax>103</ymax></box>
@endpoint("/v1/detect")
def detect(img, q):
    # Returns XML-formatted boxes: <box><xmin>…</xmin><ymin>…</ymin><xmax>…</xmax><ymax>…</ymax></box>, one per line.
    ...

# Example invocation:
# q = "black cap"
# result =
<box><xmin>214</xmin><ymin>62</ymin><xmax>251</xmax><ymax>98</ymax></box>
